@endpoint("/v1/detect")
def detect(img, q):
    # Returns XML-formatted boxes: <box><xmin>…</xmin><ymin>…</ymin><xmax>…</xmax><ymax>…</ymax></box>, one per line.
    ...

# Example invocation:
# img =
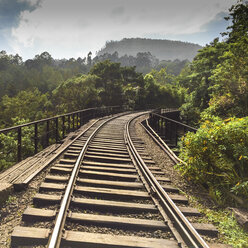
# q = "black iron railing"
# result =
<box><xmin>0</xmin><ymin>106</ymin><xmax>122</xmax><ymax>163</ymax></box>
<box><xmin>148</xmin><ymin>112</ymin><xmax>197</xmax><ymax>147</ymax></box>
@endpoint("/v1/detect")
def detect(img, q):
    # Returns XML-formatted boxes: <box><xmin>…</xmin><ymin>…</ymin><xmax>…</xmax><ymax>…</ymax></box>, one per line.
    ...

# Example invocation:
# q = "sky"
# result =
<box><xmin>0</xmin><ymin>0</ymin><xmax>238</xmax><ymax>60</ymax></box>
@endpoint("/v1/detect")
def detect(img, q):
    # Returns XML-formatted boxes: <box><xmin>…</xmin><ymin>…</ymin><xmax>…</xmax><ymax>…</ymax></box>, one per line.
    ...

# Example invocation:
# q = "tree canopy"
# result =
<box><xmin>178</xmin><ymin>2</ymin><xmax>248</xmax><ymax>125</ymax></box>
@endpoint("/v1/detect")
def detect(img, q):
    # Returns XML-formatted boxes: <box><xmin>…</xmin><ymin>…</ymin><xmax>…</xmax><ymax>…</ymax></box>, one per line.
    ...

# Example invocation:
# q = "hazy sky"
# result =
<box><xmin>0</xmin><ymin>0</ymin><xmax>237</xmax><ymax>60</ymax></box>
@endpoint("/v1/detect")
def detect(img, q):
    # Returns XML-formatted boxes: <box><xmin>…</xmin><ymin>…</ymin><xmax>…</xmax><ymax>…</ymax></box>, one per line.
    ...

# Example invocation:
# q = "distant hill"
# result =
<box><xmin>97</xmin><ymin>38</ymin><xmax>202</xmax><ymax>61</ymax></box>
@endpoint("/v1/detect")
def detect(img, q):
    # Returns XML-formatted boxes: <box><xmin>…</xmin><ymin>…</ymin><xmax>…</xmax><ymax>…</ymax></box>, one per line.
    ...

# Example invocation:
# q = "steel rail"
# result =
<box><xmin>47</xmin><ymin>114</ymin><xmax>122</xmax><ymax>248</ymax></box>
<box><xmin>125</xmin><ymin>116</ymin><xmax>209</xmax><ymax>248</ymax></box>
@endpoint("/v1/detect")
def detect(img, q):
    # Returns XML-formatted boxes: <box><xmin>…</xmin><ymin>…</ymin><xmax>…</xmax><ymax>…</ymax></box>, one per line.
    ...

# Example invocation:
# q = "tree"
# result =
<box><xmin>178</xmin><ymin>1</ymin><xmax>248</xmax><ymax>124</ymax></box>
<box><xmin>52</xmin><ymin>74</ymin><xmax>100</xmax><ymax>113</ymax></box>
<box><xmin>178</xmin><ymin>39</ymin><xmax>228</xmax><ymax>123</ymax></box>
<box><xmin>223</xmin><ymin>1</ymin><xmax>248</xmax><ymax>43</ymax></box>
<box><xmin>0</xmin><ymin>88</ymin><xmax>48</xmax><ymax>126</ymax></box>
<box><xmin>87</xmin><ymin>52</ymin><xmax>92</xmax><ymax>67</ymax></box>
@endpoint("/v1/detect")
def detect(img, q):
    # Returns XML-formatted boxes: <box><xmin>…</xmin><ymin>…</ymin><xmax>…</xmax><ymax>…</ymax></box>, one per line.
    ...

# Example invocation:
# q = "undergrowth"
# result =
<box><xmin>188</xmin><ymin>195</ymin><xmax>248</xmax><ymax>248</ymax></box>
<box><xmin>177</xmin><ymin>116</ymin><xmax>248</xmax><ymax>206</ymax></box>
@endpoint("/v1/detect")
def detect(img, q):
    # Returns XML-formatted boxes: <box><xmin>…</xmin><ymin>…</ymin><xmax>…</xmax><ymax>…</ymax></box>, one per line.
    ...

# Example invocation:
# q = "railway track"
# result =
<box><xmin>11</xmin><ymin>112</ymin><xmax>214</xmax><ymax>248</ymax></box>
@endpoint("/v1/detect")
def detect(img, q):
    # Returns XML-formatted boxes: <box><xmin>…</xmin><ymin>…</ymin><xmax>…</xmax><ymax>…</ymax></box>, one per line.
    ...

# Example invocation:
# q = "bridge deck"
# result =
<box><xmin>0</xmin><ymin>120</ymin><xmax>95</xmax><ymax>203</ymax></box>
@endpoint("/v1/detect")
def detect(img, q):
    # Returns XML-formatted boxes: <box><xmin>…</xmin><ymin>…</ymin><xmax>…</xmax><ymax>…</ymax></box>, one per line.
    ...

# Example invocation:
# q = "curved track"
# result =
<box><xmin>11</xmin><ymin>112</ymin><xmax>211</xmax><ymax>248</ymax></box>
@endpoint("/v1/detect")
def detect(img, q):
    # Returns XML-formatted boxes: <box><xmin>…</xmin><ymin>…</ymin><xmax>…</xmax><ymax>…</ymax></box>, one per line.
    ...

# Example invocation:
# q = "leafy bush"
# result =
<box><xmin>178</xmin><ymin>117</ymin><xmax>248</xmax><ymax>205</ymax></box>
<box><xmin>0</xmin><ymin>118</ymin><xmax>34</xmax><ymax>171</ymax></box>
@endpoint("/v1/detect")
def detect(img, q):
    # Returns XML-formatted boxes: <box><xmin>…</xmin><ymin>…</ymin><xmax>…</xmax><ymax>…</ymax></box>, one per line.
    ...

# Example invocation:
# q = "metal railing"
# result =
<box><xmin>148</xmin><ymin>112</ymin><xmax>197</xmax><ymax>147</ymax></box>
<box><xmin>159</xmin><ymin>108</ymin><xmax>179</xmax><ymax>115</ymax></box>
<box><xmin>0</xmin><ymin>106</ymin><xmax>122</xmax><ymax>163</ymax></box>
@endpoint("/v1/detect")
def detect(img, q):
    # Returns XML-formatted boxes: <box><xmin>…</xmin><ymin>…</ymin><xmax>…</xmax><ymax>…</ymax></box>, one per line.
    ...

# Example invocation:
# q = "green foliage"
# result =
<box><xmin>0</xmin><ymin>118</ymin><xmax>34</xmax><ymax>171</ymax></box>
<box><xmin>178</xmin><ymin>117</ymin><xmax>248</xmax><ymax>205</ymax></box>
<box><xmin>176</xmin><ymin>2</ymin><xmax>248</xmax><ymax>205</ymax></box>
<box><xmin>178</xmin><ymin>39</ymin><xmax>228</xmax><ymax>124</ymax></box>
<box><xmin>149</xmin><ymin>68</ymin><xmax>174</xmax><ymax>85</ymax></box>
<box><xmin>188</xmin><ymin>195</ymin><xmax>248</xmax><ymax>248</ymax></box>
<box><xmin>207</xmin><ymin>38</ymin><xmax>248</xmax><ymax>118</ymax></box>
<box><xmin>179</xmin><ymin>2</ymin><xmax>248</xmax><ymax>124</ymax></box>
<box><xmin>205</xmin><ymin>209</ymin><xmax>248</xmax><ymax>248</ymax></box>
<box><xmin>0</xmin><ymin>50</ymin><xmax>89</xmax><ymax>100</ymax></box>
<box><xmin>224</xmin><ymin>2</ymin><xmax>248</xmax><ymax>43</ymax></box>
<box><xmin>94</xmin><ymin>49</ymin><xmax>189</xmax><ymax>75</ymax></box>
<box><xmin>155</xmin><ymin>59</ymin><xmax>189</xmax><ymax>76</ymax></box>
<box><xmin>0</xmin><ymin>88</ymin><xmax>49</xmax><ymax>127</ymax></box>
<box><xmin>141</xmin><ymin>68</ymin><xmax>185</xmax><ymax>109</ymax></box>
<box><xmin>89</xmin><ymin>60</ymin><xmax>147</xmax><ymax>108</ymax></box>
<box><xmin>89</xmin><ymin>61</ymin><xmax>125</xmax><ymax>106</ymax></box>
<box><xmin>52</xmin><ymin>60</ymin><xmax>179</xmax><ymax>113</ymax></box>
<box><xmin>52</xmin><ymin>74</ymin><xmax>100</xmax><ymax>113</ymax></box>
<box><xmin>0</xmin><ymin>58</ymin><xmax>183</xmax><ymax>171</ymax></box>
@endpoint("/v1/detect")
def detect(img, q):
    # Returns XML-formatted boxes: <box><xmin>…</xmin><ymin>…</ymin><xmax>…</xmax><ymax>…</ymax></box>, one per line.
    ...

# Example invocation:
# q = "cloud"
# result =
<box><xmin>111</xmin><ymin>6</ymin><xmax>125</xmax><ymax>17</ymax></box>
<box><xmin>0</xmin><ymin>0</ymin><xmax>40</xmax><ymax>53</ymax></box>
<box><xmin>0</xmin><ymin>0</ymin><xmax>40</xmax><ymax>29</ymax></box>
<box><xmin>9</xmin><ymin>0</ymin><xmax>237</xmax><ymax>59</ymax></box>
<box><xmin>149</xmin><ymin>11</ymin><xmax>231</xmax><ymax>46</ymax></box>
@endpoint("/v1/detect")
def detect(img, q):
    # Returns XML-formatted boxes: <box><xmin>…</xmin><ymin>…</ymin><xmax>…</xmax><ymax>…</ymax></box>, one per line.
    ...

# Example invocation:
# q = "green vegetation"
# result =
<box><xmin>0</xmin><ymin>0</ymin><xmax>247</xmax><ymax>212</ymax></box>
<box><xmin>0</xmin><ymin>56</ymin><xmax>182</xmax><ymax>128</ymax></box>
<box><xmin>203</xmin><ymin>209</ymin><xmax>248</xmax><ymax>248</ymax></box>
<box><xmin>178</xmin><ymin>117</ymin><xmax>248</xmax><ymax>205</ymax></box>
<box><xmin>179</xmin><ymin>2</ymin><xmax>248</xmax><ymax>124</ymax></box>
<box><xmin>188</xmin><ymin>195</ymin><xmax>248</xmax><ymax>248</ymax></box>
<box><xmin>94</xmin><ymin>51</ymin><xmax>189</xmax><ymax>74</ymax></box>
<box><xmin>0</xmin><ymin>56</ymin><xmax>182</xmax><ymax>170</ymax></box>
<box><xmin>176</xmin><ymin>1</ymin><xmax>248</xmax><ymax>207</ymax></box>
<box><xmin>0</xmin><ymin>118</ymin><xmax>34</xmax><ymax>171</ymax></box>
<box><xmin>0</xmin><ymin>51</ymin><xmax>89</xmax><ymax>99</ymax></box>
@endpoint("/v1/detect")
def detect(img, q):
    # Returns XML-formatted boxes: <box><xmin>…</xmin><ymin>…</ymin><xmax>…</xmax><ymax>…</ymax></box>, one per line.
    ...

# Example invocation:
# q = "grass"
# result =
<box><xmin>5</xmin><ymin>195</ymin><xmax>17</xmax><ymax>204</ymax></box>
<box><xmin>187</xmin><ymin>195</ymin><xmax>248</xmax><ymax>248</ymax></box>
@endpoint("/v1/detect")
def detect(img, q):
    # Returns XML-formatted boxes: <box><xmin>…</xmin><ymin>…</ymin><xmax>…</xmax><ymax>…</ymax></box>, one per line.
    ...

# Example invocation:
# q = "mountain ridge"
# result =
<box><xmin>97</xmin><ymin>38</ymin><xmax>202</xmax><ymax>61</ymax></box>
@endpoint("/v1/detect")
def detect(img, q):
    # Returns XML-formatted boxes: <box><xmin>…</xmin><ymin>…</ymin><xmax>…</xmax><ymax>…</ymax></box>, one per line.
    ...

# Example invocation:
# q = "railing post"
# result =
<box><xmin>76</xmin><ymin>113</ymin><xmax>79</xmax><ymax>129</ymax></box>
<box><xmin>80</xmin><ymin>112</ymin><xmax>83</xmax><ymax>126</ymax></box>
<box><xmin>55</xmin><ymin>118</ymin><xmax>59</xmax><ymax>143</ymax></box>
<box><xmin>46</xmin><ymin>120</ymin><xmax>49</xmax><ymax>147</ymax></box>
<box><xmin>158</xmin><ymin>117</ymin><xmax>161</xmax><ymax>134</ymax></box>
<box><xmin>149</xmin><ymin>113</ymin><xmax>154</xmax><ymax>127</ymax></box>
<box><xmin>68</xmin><ymin>115</ymin><xmax>71</xmax><ymax>133</ymax></box>
<box><xmin>156</xmin><ymin>116</ymin><xmax>159</xmax><ymax>132</ymax></box>
<box><xmin>72</xmin><ymin>114</ymin><xmax>75</xmax><ymax>131</ymax></box>
<box><xmin>62</xmin><ymin>116</ymin><xmax>65</xmax><ymax>138</ymax></box>
<box><xmin>175</xmin><ymin>123</ymin><xmax>178</xmax><ymax>146</ymax></box>
<box><xmin>34</xmin><ymin>123</ymin><xmax>38</xmax><ymax>154</ymax></box>
<box><xmin>164</xmin><ymin>120</ymin><xmax>167</xmax><ymax>140</ymax></box>
<box><xmin>17</xmin><ymin>127</ymin><xmax>22</xmax><ymax>162</ymax></box>
<box><xmin>149</xmin><ymin>113</ymin><xmax>153</xmax><ymax>128</ymax></box>
<box><xmin>162</xmin><ymin>119</ymin><xmax>165</xmax><ymax>138</ymax></box>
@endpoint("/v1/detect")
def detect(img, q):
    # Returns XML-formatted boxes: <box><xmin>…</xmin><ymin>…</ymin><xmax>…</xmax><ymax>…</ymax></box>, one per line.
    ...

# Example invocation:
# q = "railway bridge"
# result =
<box><xmin>0</xmin><ymin>107</ymin><xmax>223</xmax><ymax>248</ymax></box>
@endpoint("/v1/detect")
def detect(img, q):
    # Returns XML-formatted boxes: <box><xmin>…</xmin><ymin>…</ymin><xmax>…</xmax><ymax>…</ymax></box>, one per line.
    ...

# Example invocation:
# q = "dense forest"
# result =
<box><xmin>0</xmin><ymin>1</ymin><xmax>248</xmax><ymax>209</ymax></box>
<box><xmin>97</xmin><ymin>38</ymin><xmax>202</xmax><ymax>61</ymax></box>
<box><xmin>93</xmin><ymin>51</ymin><xmax>189</xmax><ymax>74</ymax></box>
<box><xmin>0</xmin><ymin>51</ymin><xmax>184</xmax><ymax>128</ymax></box>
